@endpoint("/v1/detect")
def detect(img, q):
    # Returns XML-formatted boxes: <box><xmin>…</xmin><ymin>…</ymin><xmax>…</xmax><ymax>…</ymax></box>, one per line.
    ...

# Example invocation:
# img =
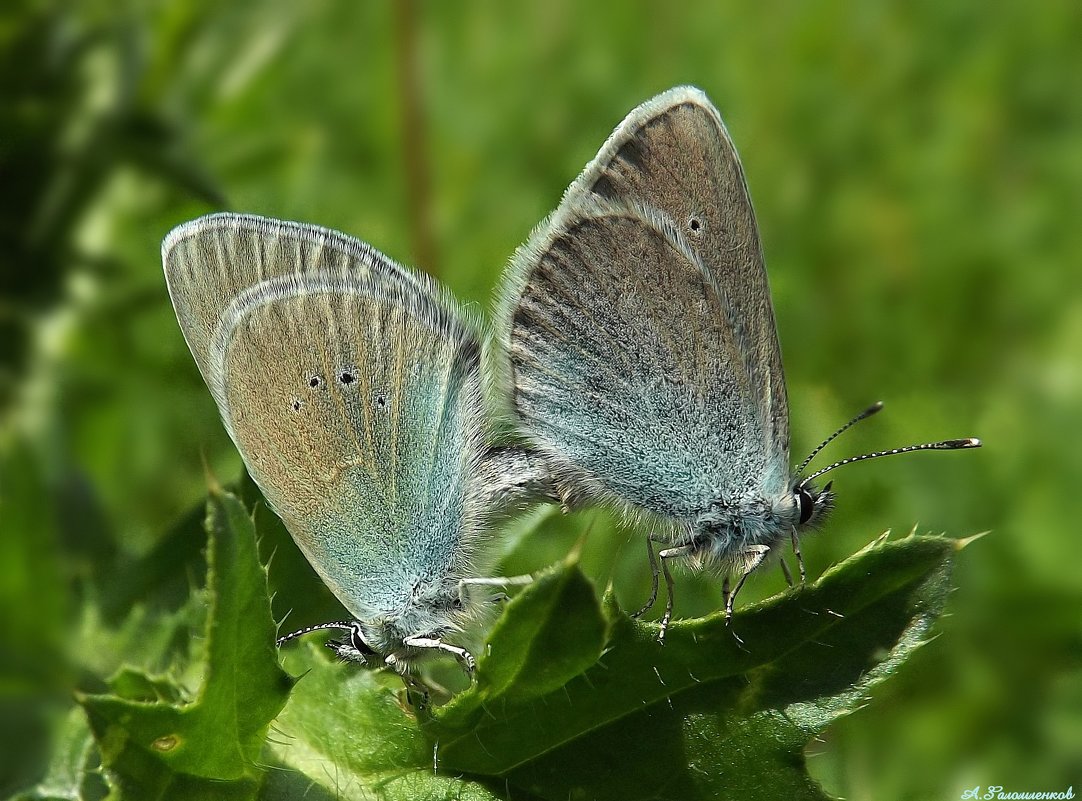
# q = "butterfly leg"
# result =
<box><xmin>400</xmin><ymin>636</ymin><xmax>477</xmax><ymax>675</ymax></box>
<box><xmin>724</xmin><ymin>545</ymin><xmax>771</xmax><ymax>623</ymax></box>
<box><xmin>655</xmin><ymin>543</ymin><xmax>695</xmax><ymax>644</ymax></box>
<box><xmin>459</xmin><ymin>574</ymin><xmax>533</xmax><ymax>608</ymax></box>
<box><xmin>790</xmin><ymin>529</ymin><xmax>806</xmax><ymax>584</ymax></box>
<box><xmin>381</xmin><ymin>659</ymin><xmax>445</xmax><ymax>710</ymax></box>
<box><xmin>779</xmin><ymin>556</ymin><xmax>794</xmax><ymax>588</ymax></box>
<box><xmin>721</xmin><ymin>575</ymin><xmax>732</xmax><ymax>609</ymax></box>
<box><xmin>460</xmin><ymin>575</ymin><xmax>534</xmax><ymax>589</ymax></box>
<box><xmin>400</xmin><ymin>673</ymin><xmax>433</xmax><ymax>710</ymax></box>
<box><xmin>633</xmin><ymin>535</ymin><xmax>662</xmax><ymax>619</ymax></box>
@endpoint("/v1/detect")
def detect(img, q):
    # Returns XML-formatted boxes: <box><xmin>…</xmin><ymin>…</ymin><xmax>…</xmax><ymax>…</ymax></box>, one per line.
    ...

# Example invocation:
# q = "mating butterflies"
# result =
<box><xmin>164</xmin><ymin>87</ymin><xmax>979</xmax><ymax>671</ymax></box>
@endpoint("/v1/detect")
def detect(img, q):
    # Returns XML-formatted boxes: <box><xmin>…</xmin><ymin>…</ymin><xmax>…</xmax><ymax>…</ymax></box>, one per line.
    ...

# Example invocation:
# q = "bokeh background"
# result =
<box><xmin>2</xmin><ymin>1</ymin><xmax>1079</xmax><ymax>799</ymax></box>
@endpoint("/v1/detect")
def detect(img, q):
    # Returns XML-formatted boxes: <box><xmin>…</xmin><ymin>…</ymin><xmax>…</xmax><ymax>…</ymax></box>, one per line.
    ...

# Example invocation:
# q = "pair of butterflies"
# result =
<box><xmin>163</xmin><ymin>87</ymin><xmax>978</xmax><ymax>678</ymax></box>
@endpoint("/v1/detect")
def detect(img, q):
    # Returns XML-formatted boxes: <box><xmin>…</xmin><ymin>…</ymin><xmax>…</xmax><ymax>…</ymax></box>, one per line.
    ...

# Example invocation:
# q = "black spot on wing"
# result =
<box><xmin>617</xmin><ymin>135</ymin><xmax>647</xmax><ymax>171</ymax></box>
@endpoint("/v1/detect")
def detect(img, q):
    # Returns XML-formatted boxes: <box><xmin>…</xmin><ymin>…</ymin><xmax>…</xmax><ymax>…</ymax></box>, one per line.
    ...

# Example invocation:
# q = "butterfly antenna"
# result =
<box><xmin>798</xmin><ymin>438</ymin><xmax>981</xmax><ymax>489</ymax></box>
<box><xmin>276</xmin><ymin>621</ymin><xmax>356</xmax><ymax>647</ymax></box>
<box><xmin>797</xmin><ymin>401</ymin><xmax>885</xmax><ymax>475</ymax></box>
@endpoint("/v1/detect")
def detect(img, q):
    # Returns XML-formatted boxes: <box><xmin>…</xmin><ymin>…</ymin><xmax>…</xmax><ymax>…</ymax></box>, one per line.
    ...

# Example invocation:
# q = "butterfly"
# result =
<box><xmin>493</xmin><ymin>87</ymin><xmax>980</xmax><ymax>639</ymax></box>
<box><xmin>163</xmin><ymin>213</ymin><xmax>537</xmax><ymax>679</ymax></box>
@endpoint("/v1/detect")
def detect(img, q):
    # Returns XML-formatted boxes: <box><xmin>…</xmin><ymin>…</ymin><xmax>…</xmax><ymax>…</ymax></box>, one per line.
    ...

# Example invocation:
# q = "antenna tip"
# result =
<box><xmin>865</xmin><ymin>400</ymin><xmax>885</xmax><ymax>415</ymax></box>
<box><xmin>943</xmin><ymin>437</ymin><xmax>981</xmax><ymax>449</ymax></box>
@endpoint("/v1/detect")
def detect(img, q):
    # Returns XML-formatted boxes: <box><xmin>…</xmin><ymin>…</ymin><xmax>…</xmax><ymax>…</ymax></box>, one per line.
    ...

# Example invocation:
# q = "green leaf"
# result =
<box><xmin>426</xmin><ymin>533</ymin><xmax>953</xmax><ymax>801</ymax></box>
<box><xmin>106</xmin><ymin>668</ymin><xmax>186</xmax><ymax>705</ymax></box>
<box><xmin>467</xmin><ymin>556</ymin><xmax>609</xmax><ymax>703</ymax></box>
<box><xmin>265</xmin><ymin>647</ymin><xmax>504</xmax><ymax>801</ymax></box>
<box><xmin>265</xmin><ymin>531</ymin><xmax>953</xmax><ymax>800</ymax></box>
<box><xmin>77</xmin><ymin>488</ymin><xmax>293</xmax><ymax>799</ymax></box>
<box><xmin>97</xmin><ymin>502</ymin><xmax>208</xmax><ymax>625</ymax></box>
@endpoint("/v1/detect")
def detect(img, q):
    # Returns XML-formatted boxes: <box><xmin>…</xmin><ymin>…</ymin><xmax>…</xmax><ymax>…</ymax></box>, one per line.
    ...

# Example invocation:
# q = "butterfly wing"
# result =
<box><xmin>164</xmin><ymin>214</ymin><xmax>486</xmax><ymax>621</ymax></box>
<box><xmin>497</xmin><ymin>87</ymin><xmax>790</xmax><ymax>522</ymax></box>
<box><xmin>163</xmin><ymin>213</ymin><xmax>424</xmax><ymax>410</ymax></box>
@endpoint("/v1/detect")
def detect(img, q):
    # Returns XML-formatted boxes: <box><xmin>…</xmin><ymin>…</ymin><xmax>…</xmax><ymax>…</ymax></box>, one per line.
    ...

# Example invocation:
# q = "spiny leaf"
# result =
<box><xmin>429</xmin><ymin>534</ymin><xmax>953</xmax><ymax>800</ymax></box>
<box><xmin>77</xmin><ymin>488</ymin><xmax>293</xmax><ymax>799</ymax></box>
<box><xmin>266</xmin><ymin>647</ymin><xmax>504</xmax><ymax>801</ymax></box>
<box><xmin>267</xmin><ymin>533</ymin><xmax>954</xmax><ymax>801</ymax></box>
<box><xmin>468</xmin><ymin>557</ymin><xmax>609</xmax><ymax>703</ymax></box>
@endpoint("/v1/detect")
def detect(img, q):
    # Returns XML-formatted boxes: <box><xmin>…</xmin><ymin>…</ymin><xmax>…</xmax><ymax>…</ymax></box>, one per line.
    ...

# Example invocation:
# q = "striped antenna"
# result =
<box><xmin>798</xmin><ymin>438</ymin><xmax>981</xmax><ymax>489</ymax></box>
<box><xmin>276</xmin><ymin>621</ymin><xmax>356</xmax><ymax>647</ymax></box>
<box><xmin>797</xmin><ymin>401</ymin><xmax>884</xmax><ymax>475</ymax></box>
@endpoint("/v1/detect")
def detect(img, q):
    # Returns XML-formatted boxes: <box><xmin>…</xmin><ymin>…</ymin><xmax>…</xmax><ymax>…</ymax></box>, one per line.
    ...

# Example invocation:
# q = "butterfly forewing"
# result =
<box><xmin>163</xmin><ymin>213</ymin><xmax>422</xmax><ymax>408</ymax></box>
<box><xmin>563</xmin><ymin>86</ymin><xmax>787</xmax><ymax>464</ymax></box>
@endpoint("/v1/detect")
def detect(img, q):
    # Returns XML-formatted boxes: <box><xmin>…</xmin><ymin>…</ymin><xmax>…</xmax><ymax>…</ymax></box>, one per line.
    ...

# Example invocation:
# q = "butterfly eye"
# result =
<box><xmin>349</xmin><ymin>623</ymin><xmax>375</xmax><ymax>656</ymax></box>
<box><xmin>795</xmin><ymin>487</ymin><xmax>815</xmax><ymax>524</ymax></box>
<box><xmin>323</xmin><ymin>622</ymin><xmax>378</xmax><ymax>666</ymax></box>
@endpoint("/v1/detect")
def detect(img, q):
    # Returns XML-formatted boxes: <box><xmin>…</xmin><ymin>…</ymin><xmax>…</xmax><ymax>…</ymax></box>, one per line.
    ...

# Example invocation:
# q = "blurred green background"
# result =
<box><xmin>2</xmin><ymin>0</ymin><xmax>1079</xmax><ymax>798</ymax></box>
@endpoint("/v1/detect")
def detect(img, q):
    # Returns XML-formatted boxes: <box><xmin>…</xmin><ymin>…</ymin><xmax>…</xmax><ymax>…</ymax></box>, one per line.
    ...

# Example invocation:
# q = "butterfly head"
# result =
<box><xmin>324</xmin><ymin>621</ymin><xmax>379</xmax><ymax>665</ymax></box>
<box><xmin>276</xmin><ymin>620</ymin><xmax>379</xmax><ymax>666</ymax></box>
<box><xmin>792</xmin><ymin>479</ymin><xmax>835</xmax><ymax>530</ymax></box>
